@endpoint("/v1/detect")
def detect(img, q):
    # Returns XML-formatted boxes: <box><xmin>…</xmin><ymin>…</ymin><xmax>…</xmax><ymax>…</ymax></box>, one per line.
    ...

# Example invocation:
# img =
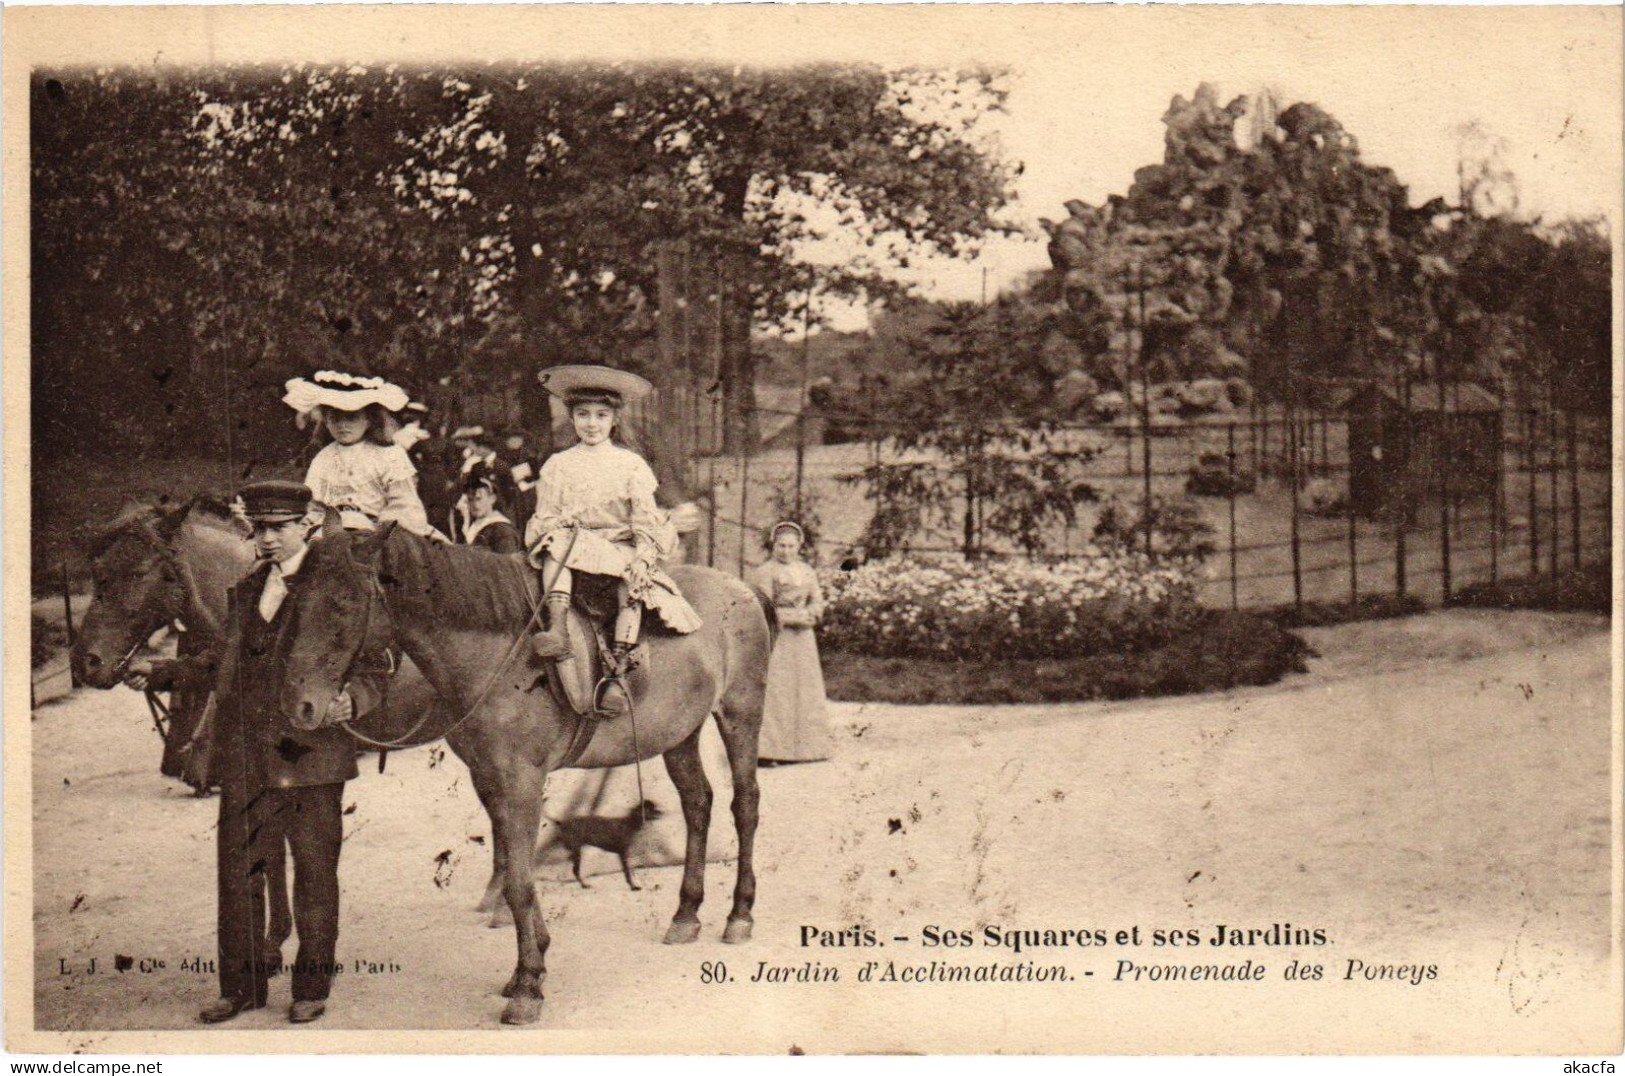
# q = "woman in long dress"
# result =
<box><xmin>747</xmin><ymin>522</ymin><xmax>831</xmax><ymax>765</ymax></box>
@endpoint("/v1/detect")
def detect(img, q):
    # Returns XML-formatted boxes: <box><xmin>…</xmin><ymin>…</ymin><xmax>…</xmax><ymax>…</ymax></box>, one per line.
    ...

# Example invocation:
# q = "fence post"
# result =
<box><xmin>1288</xmin><ymin>406</ymin><xmax>1303</xmax><ymax>616</ymax></box>
<box><xmin>1489</xmin><ymin>410</ymin><xmax>1502</xmax><ymax>585</ymax></box>
<box><xmin>1227</xmin><ymin>423</ymin><xmax>1239</xmax><ymax>611</ymax></box>
<box><xmin>61</xmin><ymin>562</ymin><xmax>79</xmax><ymax>688</ymax></box>
<box><xmin>1548</xmin><ymin>408</ymin><xmax>1560</xmax><ymax>576</ymax></box>
<box><xmin>1438</xmin><ymin>382</ymin><xmax>1451</xmax><ymax>602</ymax></box>
<box><xmin>1568</xmin><ymin>409</ymin><xmax>1581</xmax><ymax>568</ymax></box>
<box><xmin>706</xmin><ymin>395</ymin><xmax>720</xmax><ymax>568</ymax></box>
<box><xmin>1525</xmin><ymin>408</ymin><xmax>1538</xmax><ymax>576</ymax></box>
<box><xmin>737</xmin><ymin>440</ymin><xmax>750</xmax><ymax>577</ymax></box>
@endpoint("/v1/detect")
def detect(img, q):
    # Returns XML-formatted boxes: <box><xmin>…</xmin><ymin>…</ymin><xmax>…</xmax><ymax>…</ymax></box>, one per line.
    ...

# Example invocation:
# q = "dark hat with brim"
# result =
<box><xmin>240</xmin><ymin>480</ymin><xmax>314</xmax><ymax>523</ymax></box>
<box><xmin>537</xmin><ymin>365</ymin><xmax>652</xmax><ymax>405</ymax></box>
<box><xmin>462</xmin><ymin>460</ymin><xmax>503</xmax><ymax>494</ymax></box>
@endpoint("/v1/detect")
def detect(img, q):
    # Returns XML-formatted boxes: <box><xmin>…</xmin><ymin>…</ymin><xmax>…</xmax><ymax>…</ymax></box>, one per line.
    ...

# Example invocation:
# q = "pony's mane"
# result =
<box><xmin>88</xmin><ymin>504</ymin><xmax>164</xmax><ymax>560</ymax></box>
<box><xmin>374</xmin><ymin>526</ymin><xmax>538</xmax><ymax>632</ymax></box>
<box><xmin>88</xmin><ymin>494</ymin><xmax>247</xmax><ymax>558</ymax></box>
<box><xmin>184</xmin><ymin>493</ymin><xmax>246</xmax><ymax>531</ymax></box>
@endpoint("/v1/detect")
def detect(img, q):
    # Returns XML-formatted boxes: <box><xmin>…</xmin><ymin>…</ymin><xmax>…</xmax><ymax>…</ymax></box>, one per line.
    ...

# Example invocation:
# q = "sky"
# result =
<box><xmin>886</xmin><ymin>5</ymin><xmax>1623</xmax><ymax>316</ymax></box>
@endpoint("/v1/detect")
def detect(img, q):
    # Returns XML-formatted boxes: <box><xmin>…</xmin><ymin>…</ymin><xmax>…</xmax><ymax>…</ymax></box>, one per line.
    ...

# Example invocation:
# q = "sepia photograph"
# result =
<box><xmin>4</xmin><ymin>2</ymin><xmax>1621</xmax><ymax>1056</ymax></box>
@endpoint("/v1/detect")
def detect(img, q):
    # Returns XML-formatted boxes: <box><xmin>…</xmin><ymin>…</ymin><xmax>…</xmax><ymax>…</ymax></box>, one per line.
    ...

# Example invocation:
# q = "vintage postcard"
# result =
<box><xmin>5</xmin><ymin>2</ymin><xmax>1621</xmax><ymax>1056</ymax></box>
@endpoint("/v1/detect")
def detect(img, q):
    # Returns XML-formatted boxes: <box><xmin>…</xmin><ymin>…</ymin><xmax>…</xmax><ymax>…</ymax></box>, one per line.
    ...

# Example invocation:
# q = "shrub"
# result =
<box><xmin>818</xmin><ymin>552</ymin><xmax>1201</xmax><ymax>661</ymax></box>
<box><xmin>1186</xmin><ymin>452</ymin><xmax>1257</xmax><ymax>498</ymax></box>
<box><xmin>1301</xmin><ymin>477</ymin><xmax>1349</xmax><ymax>517</ymax></box>
<box><xmin>1092</xmin><ymin>494</ymin><xmax>1217</xmax><ymax>564</ymax></box>
<box><xmin>1093</xmin><ymin>391</ymin><xmax>1127</xmax><ymax>422</ymax></box>
<box><xmin>1446</xmin><ymin>564</ymin><xmax>1610</xmax><ymax>615</ymax></box>
<box><xmin>1267</xmin><ymin>593</ymin><xmax>1427</xmax><ymax>628</ymax></box>
<box><xmin>822</xmin><ymin>610</ymin><xmax>1312</xmax><ymax>704</ymax></box>
<box><xmin>1175</xmin><ymin>378</ymin><xmax>1233</xmax><ymax>416</ymax></box>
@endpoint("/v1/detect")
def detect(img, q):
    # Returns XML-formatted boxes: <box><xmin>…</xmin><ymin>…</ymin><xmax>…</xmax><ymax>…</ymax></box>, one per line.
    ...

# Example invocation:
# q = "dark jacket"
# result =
<box><xmin>469</xmin><ymin>517</ymin><xmax>525</xmax><ymax>556</ymax></box>
<box><xmin>151</xmin><ymin>560</ymin><xmax>389</xmax><ymax>789</ymax></box>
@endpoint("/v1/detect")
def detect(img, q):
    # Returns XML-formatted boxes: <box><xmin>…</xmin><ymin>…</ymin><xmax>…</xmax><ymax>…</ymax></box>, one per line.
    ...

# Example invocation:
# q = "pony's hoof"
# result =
<box><xmin>500</xmin><ymin>971</ymin><xmax>522</xmax><ymax>999</ymax></box>
<box><xmin>722</xmin><ymin>919</ymin><xmax>753</xmax><ymax>945</ymax></box>
<box><xmin>663</xmin><ymin>919</ymin><xmax>702</xmax><ymax>945</ymax></box>
<box><xmin>501</xmin><ymin>994</ymin><xmax>543</xmax><ymax>1025</ymax></box>
<box><xmin>488</xmin><ymin>905</ymin><xmax>515</xmax><ymax>929</ymax></box>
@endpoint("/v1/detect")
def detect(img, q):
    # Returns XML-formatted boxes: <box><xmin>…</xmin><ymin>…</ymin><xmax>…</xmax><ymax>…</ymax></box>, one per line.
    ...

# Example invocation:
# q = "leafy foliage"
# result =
<box><xmin>1091</xmin><ymin>494</ymin><xmax>1217</xmax><ymax>565</ymax></box>
<box><xmin>31</xmin><ymin>64</ymin><xmax>1019</xmax><ymax>463</ymax></box>
<box><xmin>842</xmin><ymin>299</ymin><xmax>1100</xmax><ymax>558</ymax></box>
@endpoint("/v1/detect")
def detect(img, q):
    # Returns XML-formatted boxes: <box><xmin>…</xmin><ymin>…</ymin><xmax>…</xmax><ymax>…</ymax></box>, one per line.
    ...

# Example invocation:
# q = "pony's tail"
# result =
<box><xmin>749</xmin><ymin>583</ymin><xmax>780</xmax><ymax>649</ymax></box>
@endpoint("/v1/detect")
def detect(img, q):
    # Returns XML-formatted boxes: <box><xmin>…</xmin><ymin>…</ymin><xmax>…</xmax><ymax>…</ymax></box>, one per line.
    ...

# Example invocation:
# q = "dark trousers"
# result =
<box><xmin>217</xmin><ymin>781</ymin><xmax>346</xmax><ymax>1005</ymax></box>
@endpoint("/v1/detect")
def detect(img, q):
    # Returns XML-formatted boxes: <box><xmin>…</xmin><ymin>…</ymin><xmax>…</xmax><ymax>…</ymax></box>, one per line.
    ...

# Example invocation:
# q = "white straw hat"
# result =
<box><xmin>282</xmin><ymin>370</ymin><xmax>410</xmax><ymax>415</ymax></box>
<box><xmin>537</xmin><ymin>365</ymin><xmax>653</xmax><ymax>405</ymax></box>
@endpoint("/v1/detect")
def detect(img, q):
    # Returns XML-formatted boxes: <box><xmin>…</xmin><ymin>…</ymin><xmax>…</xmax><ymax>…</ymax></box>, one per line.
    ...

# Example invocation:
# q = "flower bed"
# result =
<box><xmin>818</xmin><ymin>553</ymin><xmax>1201</xmax><ymax>662</ymax></box>
<box><xmin>822</xmin><ymin>610</ymin><xmax>1312</xmax><ymax>705</ymax></box>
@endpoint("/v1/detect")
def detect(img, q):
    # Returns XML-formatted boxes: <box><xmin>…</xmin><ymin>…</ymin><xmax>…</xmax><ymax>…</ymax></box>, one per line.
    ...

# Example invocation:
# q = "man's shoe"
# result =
<box><xmin>288</xmin><ymin>1000</ymin><xmax>327</xmax><ymax>1024</ymax></box>
<box><xmin>198</xmin><ymin>996</ymin><xmax>260</xmax><ymax>1024</ymax></box>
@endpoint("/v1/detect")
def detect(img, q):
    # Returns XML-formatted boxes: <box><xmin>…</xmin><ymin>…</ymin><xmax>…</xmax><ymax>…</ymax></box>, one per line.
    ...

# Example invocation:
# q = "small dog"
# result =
<box><xmin>544</xmin><ymin>800</ymin><xmax>665</xmax><ymax>891</ymax></box>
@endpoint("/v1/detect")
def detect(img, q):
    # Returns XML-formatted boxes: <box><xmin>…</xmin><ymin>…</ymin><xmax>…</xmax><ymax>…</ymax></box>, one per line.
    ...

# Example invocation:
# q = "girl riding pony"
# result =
<box><xmin>525</xmin><ymin>365</ymin><xmax>701</xmax><ymax>718</ymax></box>
<box><xmin>282</xmin><ymin>370</ymin><xmax>436</xmax><ymax>537</ymax></box>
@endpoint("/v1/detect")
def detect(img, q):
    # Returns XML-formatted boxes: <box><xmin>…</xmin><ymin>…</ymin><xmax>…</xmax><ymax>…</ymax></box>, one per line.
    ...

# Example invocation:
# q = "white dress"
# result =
<box><xmin>304</xmin><ymin>441</ymin><xmax>432</xmax><ymax>535</ymax></box>
<box><xmin>524</xmin><ymin>441</ymin><xmax>701</xmax><ymax>633</ymax></box>
<box><xmin>746</xmin><ymin>559</ymin><xmax>831</xmax><ymax>762</ymax></box>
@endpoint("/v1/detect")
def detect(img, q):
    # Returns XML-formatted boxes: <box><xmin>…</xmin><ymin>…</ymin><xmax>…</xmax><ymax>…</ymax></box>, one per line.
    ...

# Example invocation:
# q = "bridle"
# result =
<box><xmin>94</xmin><ymin>523</ymin><xmax>195</xmax><ymax>741</ymax></box>
<box><xmin>329</xmin><ymin>547</ymin><xmax>544</xmax><ymax>751</ymax></box>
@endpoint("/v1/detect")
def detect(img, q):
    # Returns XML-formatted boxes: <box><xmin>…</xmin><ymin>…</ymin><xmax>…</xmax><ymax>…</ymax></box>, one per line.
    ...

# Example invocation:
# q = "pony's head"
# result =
<box><xmin>280</xmin><ymin>522</ymin><xmax>398</xmax><ymax>731</ymax></box>
<box><xmin>72</xmin><ymin>501</ymin><xmax>195</xmax><ymax>688</ymax></box>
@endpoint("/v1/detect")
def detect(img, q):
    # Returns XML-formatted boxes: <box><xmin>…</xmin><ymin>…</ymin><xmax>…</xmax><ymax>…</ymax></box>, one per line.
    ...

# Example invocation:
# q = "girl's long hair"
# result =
<box><xmin>308</xmin><ymin>403</ymin><xmax>400</xmax><ymax>448</ymax></box>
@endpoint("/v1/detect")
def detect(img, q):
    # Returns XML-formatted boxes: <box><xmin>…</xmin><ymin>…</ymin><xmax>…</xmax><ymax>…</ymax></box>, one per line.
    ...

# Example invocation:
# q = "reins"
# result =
<box><xmin>336</xmin><ymin>556</ymin><xmax>547</xmax><ymax>751</ymax></box>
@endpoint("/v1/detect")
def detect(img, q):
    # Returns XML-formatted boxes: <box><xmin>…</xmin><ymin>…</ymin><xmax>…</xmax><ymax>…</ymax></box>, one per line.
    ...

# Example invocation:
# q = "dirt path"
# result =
<box><xmin>26</xmin><ymin>610</ymin><xmax>1616</xmax><ymax>1052</ymax></box>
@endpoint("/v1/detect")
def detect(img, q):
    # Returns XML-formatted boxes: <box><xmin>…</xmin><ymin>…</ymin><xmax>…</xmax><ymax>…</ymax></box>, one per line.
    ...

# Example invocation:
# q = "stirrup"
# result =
<box><xmin>590</xmin><ymin>645</ymin><xmax>635</xmax><ymax>719</ymax></box>
<box><xmin>592</xmin><ymin>675</ymin><xmax>631</xmax><ymax>720</ymax></box>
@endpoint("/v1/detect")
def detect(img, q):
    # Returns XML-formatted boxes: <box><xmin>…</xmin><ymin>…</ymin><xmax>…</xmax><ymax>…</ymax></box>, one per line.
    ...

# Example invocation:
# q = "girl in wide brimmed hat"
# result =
<box><xmin>282</xmin><ymin>371</ymin><xmax>435</xmax><ymax>537</ymax></box>
<box><xmin>525</xmin><ymin>365</ymin><xmax>702</xmax><ymax>718</ymax></box>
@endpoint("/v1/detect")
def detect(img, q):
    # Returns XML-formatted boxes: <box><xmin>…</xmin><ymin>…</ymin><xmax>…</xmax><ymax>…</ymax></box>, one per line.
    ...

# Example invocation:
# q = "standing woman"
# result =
<box><xmin>282</xmin><ymin>371</ymin><xmax>436</xmax><ymax>537</ymax></box>
<box><xmin>459</xmin><ymin>460</ymin><xmax>525</xmax><ymax>555</ymax></box>
<box><xmin>747</xmin><ymin>522</ymin><xmax>831</xmax><ymax>765</ymax></box>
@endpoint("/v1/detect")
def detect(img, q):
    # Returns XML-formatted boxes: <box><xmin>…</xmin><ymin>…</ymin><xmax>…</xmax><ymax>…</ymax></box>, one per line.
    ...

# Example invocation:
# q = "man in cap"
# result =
<box><xmin>126</xmin><ymin>481</ymin><xmax>387</xmax><ymax>1024</ymax></box>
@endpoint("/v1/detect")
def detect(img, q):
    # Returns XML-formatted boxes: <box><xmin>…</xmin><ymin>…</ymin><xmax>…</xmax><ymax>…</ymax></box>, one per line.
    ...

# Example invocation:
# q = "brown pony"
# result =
<box><xmin>72</xmin><ymin>497</ymin><xmax>255</xmax><ymax>780</ymax></box>
<box><xmin>277</xmin><ymin>522</ymin><xmax>771</xmax><ymax>1025</ymax></box>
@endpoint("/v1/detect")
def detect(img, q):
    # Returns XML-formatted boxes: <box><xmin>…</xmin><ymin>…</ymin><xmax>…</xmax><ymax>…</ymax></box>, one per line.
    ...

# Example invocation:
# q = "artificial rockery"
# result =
<box><xmin>1037</xmin><ymin>83</ymin><xmax>1454</xmax><ymax>421</ymax></box>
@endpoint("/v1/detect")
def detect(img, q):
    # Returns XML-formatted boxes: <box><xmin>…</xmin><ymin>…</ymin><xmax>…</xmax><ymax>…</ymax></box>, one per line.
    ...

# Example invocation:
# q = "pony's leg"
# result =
<box><xmin>265</xmin><ymin>834</ymin><xmax>293</xmax><ymax>966</ymax></box>
<box><xmin>494</xmin><ymin>766</ymin><xmax>551</xmax><ymax>1025</ymax></box>
<box><xmin>661</xmin><ymin>729</ymin><xmax>712</xmax><ymax>945</ymax></box>
<box><xmin>714</xmin><ymin>700</ymin><xmax>763</xmax><ymax>945</ymax></box>
<box><xmin>467</xmin><ymin>765</ymin><xmax>511</xmax><ymax>925</ymax></box>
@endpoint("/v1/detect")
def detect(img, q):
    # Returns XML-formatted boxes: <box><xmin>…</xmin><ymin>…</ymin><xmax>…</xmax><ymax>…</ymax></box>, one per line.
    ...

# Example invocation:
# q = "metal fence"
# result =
<box><xmin>687</xmin><ymin>403</ymin><xmax>1612</xmax><ymax>614</ymax></box>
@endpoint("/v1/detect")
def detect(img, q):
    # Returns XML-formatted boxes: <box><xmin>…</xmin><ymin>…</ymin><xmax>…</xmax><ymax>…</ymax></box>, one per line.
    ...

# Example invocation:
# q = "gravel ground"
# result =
<box><xmin>23</xmin><ymin>609</ymin><xmax>1617</xmax><ymax>1053</ymax></box>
